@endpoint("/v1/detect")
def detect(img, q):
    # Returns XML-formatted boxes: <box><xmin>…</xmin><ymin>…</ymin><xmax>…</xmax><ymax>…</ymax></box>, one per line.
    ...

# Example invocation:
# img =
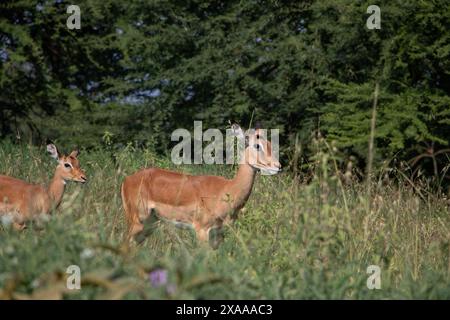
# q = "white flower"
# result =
<box><xmin>31</xmin><ymin>279</ymin><xmax>41</xmax><ymax>289</ymax></box>
<box><xmin>80</xmin><ymin>248</ymin><xmax>94</xmax><ymax>260</ymax></box>
<box><xmin>5</xmin><ymin>246</ymin><xmax>14</xmax><ymax>255</ymax></box>
<box><xmin>1</xmin><ymin>214</ymin><xmax>13</xmax><ymax>228</ymax></box>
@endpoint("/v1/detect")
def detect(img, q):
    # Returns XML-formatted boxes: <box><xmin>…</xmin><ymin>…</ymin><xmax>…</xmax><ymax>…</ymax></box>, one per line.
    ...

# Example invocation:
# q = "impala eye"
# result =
<box><xmin>256</xmin><ymin>134</ymin><xmax>260</xmax><ymax>139</ymax></box>
<box><xmin>254</xmin><ymin>144</ymin><xmax>261</xmax><ymax>151</ymax></box>
<box><xmin>64</xmin><ymin>163</ymin><xmax>72</xmax><ymax>169</ymax></box>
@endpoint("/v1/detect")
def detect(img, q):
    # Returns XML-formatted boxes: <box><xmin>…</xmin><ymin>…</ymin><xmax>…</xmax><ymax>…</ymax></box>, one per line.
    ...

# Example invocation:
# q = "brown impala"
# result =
<box><xmin>121</xmin><ymin>124</ymin><xmax>281</xmax><ymax>247</ymax></box>
<box><xmin>0</xmin><ymin>143</ymin><xmax>87</xmax><ymax>230</ymax></box>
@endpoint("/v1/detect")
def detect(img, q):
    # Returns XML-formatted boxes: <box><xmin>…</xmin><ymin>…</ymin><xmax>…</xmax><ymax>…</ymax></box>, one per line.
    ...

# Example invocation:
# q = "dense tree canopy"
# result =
<box><xmin>1</xmin><ymin>0</ymin><xmax>449</xmax><ymax>173</ymax></box>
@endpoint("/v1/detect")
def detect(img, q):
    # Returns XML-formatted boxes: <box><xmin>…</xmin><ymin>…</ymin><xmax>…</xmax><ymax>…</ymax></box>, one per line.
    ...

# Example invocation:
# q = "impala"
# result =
<box><xmin>121</xmin><ymin>124</ymin><xmax>281</xmax><ymax>247</ymax></box>
<box><xmin>0</xmin><ymin>143</ymin><xmax>87</xmax><ymax>230</ymax></box>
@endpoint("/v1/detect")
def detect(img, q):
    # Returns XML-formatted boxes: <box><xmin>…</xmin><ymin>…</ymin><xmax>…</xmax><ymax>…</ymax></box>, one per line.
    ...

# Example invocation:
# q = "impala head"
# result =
<box><xmin>231</xmin><ymin>124</ymin><xmax>281</xmax><ymax>175</ymax></box>
<box><xmin>47</xmin><ymin>143</ymin><xmax>87</xmax><ymax>183</ymax></box>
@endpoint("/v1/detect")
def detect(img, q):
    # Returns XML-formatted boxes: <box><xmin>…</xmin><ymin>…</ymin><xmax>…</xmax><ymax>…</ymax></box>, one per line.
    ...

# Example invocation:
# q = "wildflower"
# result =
<box><xmin>5</xmin><ymin>245</ymin><xmax>15</xmax><ymax>255</ymax></box>
<box><xmin>1</xmin><ymin>215</ymin><xmax>13</xmax><ymax>228</ymax></box>
<box><xmin>80</xmin><ymin>248</ymin><xmax>94</xmax><ymax>260</ymax></box>
<box><xmin>148</xmin><ymin>268</ymin><xmax>168</xmax><ymax>287</ymax></box>
<box><xmin>31</xmin><ymin>279</ymin><xmax>41</xmax><ymax>289</ymax></box>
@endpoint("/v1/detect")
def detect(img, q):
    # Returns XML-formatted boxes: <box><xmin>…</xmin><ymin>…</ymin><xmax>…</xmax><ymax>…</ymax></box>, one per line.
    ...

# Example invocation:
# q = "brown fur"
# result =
<box><xmin>121</xmin><ymin>128</ymin><xmax>281</xmax><ymax>246</ymax></box>
<box><xmin>0</xmin><ymin>146</ymin><xmax>86</xmax><ymax>230</ymax></box>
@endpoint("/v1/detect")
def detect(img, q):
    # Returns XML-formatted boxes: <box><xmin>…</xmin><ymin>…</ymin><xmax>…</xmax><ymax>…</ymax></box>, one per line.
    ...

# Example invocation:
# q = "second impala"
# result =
<box><xmin>0</xmin><ymin>143</ymin><xmax>87</xmax><ymax>230</ymax></box>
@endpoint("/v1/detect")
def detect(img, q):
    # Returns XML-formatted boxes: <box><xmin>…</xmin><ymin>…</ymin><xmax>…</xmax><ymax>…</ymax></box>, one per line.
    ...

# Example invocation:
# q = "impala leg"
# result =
<box><xmin>13</xmin><ymin>222</ymin><xmax>26</xmax><ymax>231</ymax></box>
<box><xmin>194</xmin><ymin>223</ymin><xmax>224</xmax><ymax>249</ymax></box>
<box><xmin>11</xmin><ymin>213</ymin><xmax>26</xmax><ymax>231</ymax></box>
<box><xmin>193</xmin><ymin>223</ymin><xmax>209</xmax><ymax>245</ymax></box>
<box><xmin>127</xmin><ymin>222</ymin><xmax>144</xmax><ymax>244</ymax></box>
<box><xmin>197</xmin><ymin>228</ymin><xmax>210</xmax><ymax>243</ymax></box>
<box><xmin>208</xmin><ymin>227</ymin><xmax>224</xmax><ymax>249</ymax></box>
<box><xmin>121</xmin><ymin>180</ymin><xmax>144</xmax><ymax>243</ymax></box>
<box><xmin>129</xmin><ymin>222</ymin><xmax>144</xmax><ymax>237</ymax></box>
<box><xmin>133</xmin><ymin>208</ymin><xmax>160</xmax><ymax>244</ymax></box>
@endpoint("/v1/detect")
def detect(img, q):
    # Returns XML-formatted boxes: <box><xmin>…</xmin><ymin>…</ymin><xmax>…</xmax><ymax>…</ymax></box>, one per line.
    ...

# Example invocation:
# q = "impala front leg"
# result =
<box><xmin>12</xmin><ymin>213</ymin><xmax>26</xmax><ymax>231</ymax></box>
<box><xmin>208</xmin><ymin>226</ymin><xmax>224</xmax><ymax>249</ymax></box>
<box><xmin>194</xmin><ymin>224</ymin><xmax>209</xmax><ymax>243</ymax></box>
<box><xmin>194</xmin><ymin>222</ymin><xmax>224</xmax><ymax>249</ymax></box>
<box><xmin>193</xmin><ymin>221</ymin><xmax>214</xmax><ymax>250</ymax></box>
<box><xmin>13</xmin><ymin>222</ymin><xmax>26</xmax><ymax>231</ymax></box>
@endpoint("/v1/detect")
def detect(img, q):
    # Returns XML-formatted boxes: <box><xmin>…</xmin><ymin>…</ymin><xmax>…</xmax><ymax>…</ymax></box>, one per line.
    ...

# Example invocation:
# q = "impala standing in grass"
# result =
<box><xmin>0</xmin><ymin>143</ymin><xmax>87</xmax><ymax>230</ymax></box>
<box><xmin>121</xmin><ymin>124</ymin><xmax>281</xmax><ymax>247</ymax></box>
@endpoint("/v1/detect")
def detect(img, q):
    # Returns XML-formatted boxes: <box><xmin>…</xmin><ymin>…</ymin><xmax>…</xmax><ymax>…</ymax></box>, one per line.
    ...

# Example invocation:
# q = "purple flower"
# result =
<box><xmin>148</xmin><ymin>269</ymin><xmax>168</xmax><ymax>287</ymax></box>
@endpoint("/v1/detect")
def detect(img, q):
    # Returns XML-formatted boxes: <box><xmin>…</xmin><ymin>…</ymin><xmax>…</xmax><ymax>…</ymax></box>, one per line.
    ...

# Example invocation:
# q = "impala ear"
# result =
<box><xmin>230</xmin><ymin>123</ymin><xmax>248</xmax><ymax>148</ymax></box>
<box><xmin>230</xmin><ymin>124</ymin><xmax>245</xmax><ymax>140</ymax></box>
<box><xmin>254</xmin><ymin>121</ymin><xmax>265</xmax><ymax>138</ymax></box>
<box><xmin>69</xmin><ymin>149</ymin><xmax>80</xmax><ymax>158</ymax></box>
<box><xmin>47</xmin><ymin>143</ymin><xmax>60</xmax><ymax>160</ymax></box>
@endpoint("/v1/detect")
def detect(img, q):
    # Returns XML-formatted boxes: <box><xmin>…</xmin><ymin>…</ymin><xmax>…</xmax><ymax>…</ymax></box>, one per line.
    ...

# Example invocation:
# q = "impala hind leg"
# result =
<box><xmin>129</xmin><ymin>222</ymin><xmax>144</xmax><ymax>238</ymax></box>
<box><xmin>208</xmin><ymin>227</ymin><xmax>225</xmax><ymax>249</ymax></box>
<box><xmin>122</xmin><ymin>211</ymin><xmax>143</xmax><ymax>244</ymax></box>
<box><xmin>134</xmin><ymin>208</ymin><xmax>159</xmax><ymax>244</ymax></box>
<box><xmin>123</xmin><ymin>205</ymin><xmax>144</xmax><ymax>242</ymax></box>
<box><xmin>193</xmin><ymin>223</ymin><xmax>209</xmax><ymax>244</ymax></box>
<box><xmin>121</xmin><ymin>183</ymin><xmax>143</xmax><ymax>243</ymax></box>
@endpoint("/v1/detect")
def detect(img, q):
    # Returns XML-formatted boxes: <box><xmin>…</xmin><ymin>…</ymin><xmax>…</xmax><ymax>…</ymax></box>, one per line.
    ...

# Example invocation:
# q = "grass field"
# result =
<box><xmin>0</xmin><ymin>140</ymin><xmax>449</xmax><ymax>299</ymax></box>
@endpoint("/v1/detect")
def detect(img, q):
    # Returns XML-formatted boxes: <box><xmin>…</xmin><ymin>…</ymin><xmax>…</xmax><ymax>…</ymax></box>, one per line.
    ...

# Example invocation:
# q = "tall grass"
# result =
<box><xmin>0</xmin><ymin>140</ymin><xmax>449</xmax><ymax>299</ymax></box>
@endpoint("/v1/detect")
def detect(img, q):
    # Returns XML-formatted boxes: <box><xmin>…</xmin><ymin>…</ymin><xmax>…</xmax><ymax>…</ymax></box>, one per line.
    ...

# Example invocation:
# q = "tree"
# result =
<box><xmin>1</xmin><ymin>0</ymin><xmax>449</xmax><ymax>176</ymax></box>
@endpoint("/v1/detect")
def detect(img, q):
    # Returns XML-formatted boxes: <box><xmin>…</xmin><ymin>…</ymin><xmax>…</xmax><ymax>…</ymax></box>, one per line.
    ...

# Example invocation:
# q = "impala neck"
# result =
<box><xmin>47</xmin><ymin>168</ymin><xmax>66</xmax><ymax>210</ymax></box>
<box><xmin>228</xmin><ymin>163</ymin><xmax>257</xmax><ymax>210</ymax></box>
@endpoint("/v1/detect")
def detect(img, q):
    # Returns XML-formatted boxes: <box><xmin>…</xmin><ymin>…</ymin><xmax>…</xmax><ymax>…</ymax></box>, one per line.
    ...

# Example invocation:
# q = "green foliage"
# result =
<box><xmin>311</xmin><ymin>0</ymin><xmax>450</xmax><ymax>163</ymax></box>
<box><xmin>1</xmin><ymin>0</ymin><xmax>449</xmax><ymax>173</ymax></box>
<box><xmin>0</xmin><ymin>142</ymin><xmax>448</xmax><ymax>299</ymax></box>
<box><xmin>321</xmin><ymin>81</ymin><xmax>450</xmax><ymax>160</ymax></box>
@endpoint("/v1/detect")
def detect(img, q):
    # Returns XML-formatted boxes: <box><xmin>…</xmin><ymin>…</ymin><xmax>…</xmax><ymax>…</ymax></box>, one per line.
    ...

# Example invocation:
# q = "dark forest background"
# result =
<box><xmin>1</xmin><ymin>0</ymin><xmax>449</xmax><ymax>176</ymax></box>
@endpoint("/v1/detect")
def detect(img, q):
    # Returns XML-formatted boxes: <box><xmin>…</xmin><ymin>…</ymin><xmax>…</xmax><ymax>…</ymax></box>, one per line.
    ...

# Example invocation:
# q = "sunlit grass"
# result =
<box><xmin>0</xmin><ymin>140</ymin><xmax>449</xmax><ymax>299</ymax></box>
